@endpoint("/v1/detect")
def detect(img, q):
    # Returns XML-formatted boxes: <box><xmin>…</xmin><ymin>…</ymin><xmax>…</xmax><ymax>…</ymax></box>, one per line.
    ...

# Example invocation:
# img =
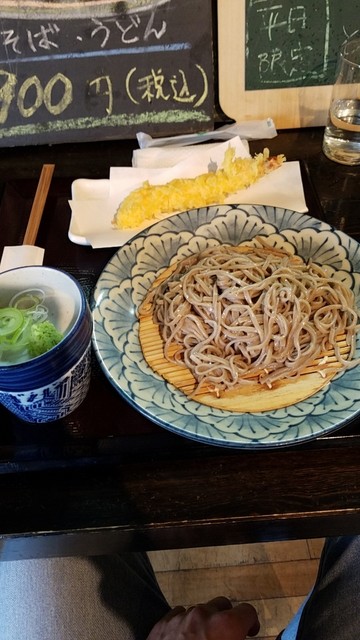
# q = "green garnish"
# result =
<box><xmin>28</xmin><ymin>320</ymin><xmax>63</xmax><ymax>357</ymax></box>
<box><xmin>0</xmin><ymin>307</ymin><xmax>24</xmax><ymax>338</ymax></box>
<box><xmin>0</xmin><ymin>289</ymin><xmax>64</xmax><ymax>364</ymax></box>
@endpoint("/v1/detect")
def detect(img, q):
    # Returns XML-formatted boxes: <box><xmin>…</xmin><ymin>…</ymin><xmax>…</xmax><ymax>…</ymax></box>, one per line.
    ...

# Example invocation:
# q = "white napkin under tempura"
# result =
<box><xmin>68</xmin><ymin>136</ymin><xmax>307</xmax><ymax>249</ymax></box>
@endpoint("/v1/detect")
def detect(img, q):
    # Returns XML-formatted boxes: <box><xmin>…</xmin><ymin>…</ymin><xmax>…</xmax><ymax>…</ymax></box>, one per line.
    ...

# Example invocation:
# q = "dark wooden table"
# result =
<box><xmin>1</xmin><ymin>127</ymin><xmax>360</xmax><ymax>561</ymax></box>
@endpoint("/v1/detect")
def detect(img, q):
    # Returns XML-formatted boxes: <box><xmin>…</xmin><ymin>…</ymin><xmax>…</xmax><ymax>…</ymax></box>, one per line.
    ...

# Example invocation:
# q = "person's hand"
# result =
<box><xmin>146</xmin><ymin>596</ymin><xmax>260</xmax><ymax>639</ymax></box>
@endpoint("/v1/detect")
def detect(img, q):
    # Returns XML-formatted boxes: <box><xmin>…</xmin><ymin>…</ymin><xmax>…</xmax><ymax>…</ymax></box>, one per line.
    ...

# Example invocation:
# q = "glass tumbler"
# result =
<box><xmin>323</xmin><ymin>31</ymin><xmax>360</xmax><ymax>165</ymax></box>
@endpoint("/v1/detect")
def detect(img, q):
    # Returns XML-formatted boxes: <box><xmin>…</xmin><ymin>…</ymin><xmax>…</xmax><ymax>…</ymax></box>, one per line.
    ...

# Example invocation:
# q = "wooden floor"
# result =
<box><xmin>149</xmin><ymin>538</ymin><xmax>324</xmax><ymax>640</ymax></box>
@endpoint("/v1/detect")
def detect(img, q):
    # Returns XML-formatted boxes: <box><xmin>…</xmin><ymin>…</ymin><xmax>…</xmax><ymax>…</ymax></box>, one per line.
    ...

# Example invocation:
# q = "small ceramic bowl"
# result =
<box><xmin>0</xmin><ymin>266</ymin><xmax>92</xmax><ymax>423</ymax></box>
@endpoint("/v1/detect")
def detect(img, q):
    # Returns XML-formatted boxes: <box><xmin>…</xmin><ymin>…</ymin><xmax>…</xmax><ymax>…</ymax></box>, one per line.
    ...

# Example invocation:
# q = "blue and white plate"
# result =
<box><xmin>92</xmin><ymin>204</ymin><xmax>360</xmax><ymax>448</ymax></box>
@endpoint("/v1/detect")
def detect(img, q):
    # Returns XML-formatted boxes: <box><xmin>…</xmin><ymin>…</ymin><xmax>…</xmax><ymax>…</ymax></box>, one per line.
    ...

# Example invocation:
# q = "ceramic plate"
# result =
<box><xmin>92</xmin><ymin>204</ymin><xmax>360</xmax><ymax>448</ymax></box>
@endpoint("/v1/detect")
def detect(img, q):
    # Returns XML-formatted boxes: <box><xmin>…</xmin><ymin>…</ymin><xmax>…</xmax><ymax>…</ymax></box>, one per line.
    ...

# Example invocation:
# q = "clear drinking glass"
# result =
<box><xmin>323</xmin><ymin>31</ymin><xmax>360</xmax><ymax>165</ymax></box>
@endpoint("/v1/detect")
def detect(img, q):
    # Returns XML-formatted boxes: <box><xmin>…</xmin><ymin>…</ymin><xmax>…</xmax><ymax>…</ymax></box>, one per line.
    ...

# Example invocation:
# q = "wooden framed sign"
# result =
<box><xmin>218</xmin><ymin>0</ymin><xmax>360</xmax><ymax>128</ymax></box>
<box><xmin>0</xmin><ymin>0</ymin><xmax>214</xmax><ymax>147</ymax></box>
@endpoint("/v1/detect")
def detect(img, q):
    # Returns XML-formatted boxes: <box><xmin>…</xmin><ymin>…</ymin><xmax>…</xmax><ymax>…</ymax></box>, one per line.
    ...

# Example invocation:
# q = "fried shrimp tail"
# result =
<box><xmin>113</xmin><ymin>147</ymin><xmax>285</xmax><ymax>230</ymax></box>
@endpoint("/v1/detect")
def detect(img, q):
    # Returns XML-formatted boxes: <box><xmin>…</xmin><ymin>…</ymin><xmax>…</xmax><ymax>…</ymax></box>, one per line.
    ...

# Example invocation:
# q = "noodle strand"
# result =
<box><xmin>139</xmin><ymin>244</ymin><xmax>360</xmax><ymax>395</ymax></box>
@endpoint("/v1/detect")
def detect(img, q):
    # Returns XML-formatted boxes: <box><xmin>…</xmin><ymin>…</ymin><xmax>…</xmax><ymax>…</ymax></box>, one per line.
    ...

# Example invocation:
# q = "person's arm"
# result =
<box><xmin>146</xmin><ymin>596</ymin><xmax>260</xmax><ymax>639</ymax></box>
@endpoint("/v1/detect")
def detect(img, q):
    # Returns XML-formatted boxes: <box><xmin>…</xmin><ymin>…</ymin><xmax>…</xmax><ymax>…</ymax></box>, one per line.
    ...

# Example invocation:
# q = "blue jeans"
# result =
<box><xmin>0</xmin><ymin>537</ymin><xmax>359</xmax><ymax>639</ymax></box>
<box><xmin>288</xmin><ymin>536</ymin><xmax>360</xmax><ymax>639</ymax></box>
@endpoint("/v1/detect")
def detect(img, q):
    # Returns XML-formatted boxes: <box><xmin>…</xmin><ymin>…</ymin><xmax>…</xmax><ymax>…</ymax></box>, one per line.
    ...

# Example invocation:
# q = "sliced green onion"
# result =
<box><xmin>9</xmin><ymin>288</ymin><xmax>45</xmax><ymax>311</ymax></box>
<box><xmin>28</xmin><ymin>304</ymin><xmax>48</xmax><ymax>323</ymax></box>
<box><xmin>7</xmin><ymin>314</ymin><xmax>31</xmax><ymax>345</ymax></box>
<box><xmin>0</xmin><ymin>288</ymin><xmax>61</xmax><ymax>364</ymax></box>
<box><xmin>0</xmin><ymin>307</ymin><xmax>24</xmax><ymax>338</ymax></box>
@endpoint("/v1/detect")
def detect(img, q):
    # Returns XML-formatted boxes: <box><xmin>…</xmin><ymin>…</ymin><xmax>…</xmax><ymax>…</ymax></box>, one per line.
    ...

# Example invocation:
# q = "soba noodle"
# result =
<box><xmin>139</xmin><ymin>244</ymin><xmax>360</xmax><ymax>396</ymax></box>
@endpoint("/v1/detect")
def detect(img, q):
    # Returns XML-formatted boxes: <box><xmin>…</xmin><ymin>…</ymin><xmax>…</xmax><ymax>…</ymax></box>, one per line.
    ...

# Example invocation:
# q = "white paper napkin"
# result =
<box><xmin>132</xmin><ymin>140</ymin><xmax>250</xmax><ymax>168</ymax></box>
<box><xmin>0</xmin><ymin>245</ymin><xmax>44</xmax><ymax>273</ymax></box>
<box><xmin>68</xmin><ymin>137</ymin><xmax>307</xmax><ymax>249</ymax></box>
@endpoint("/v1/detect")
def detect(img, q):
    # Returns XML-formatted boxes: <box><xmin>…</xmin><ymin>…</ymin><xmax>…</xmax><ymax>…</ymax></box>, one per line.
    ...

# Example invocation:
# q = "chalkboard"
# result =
<box><xmin>245</xmin><ymin>0</ymin><xmax>360</xmax><ymax>90</ymax></box>
<box><xmin>0</xmin><ymin>0</ymin><xmax>214</xmax><ymax>147</ymax></box>
<box><xmin>218</xmin><ymin>0</ymin><xmax>359</xmax><ymax>128</ymax></box>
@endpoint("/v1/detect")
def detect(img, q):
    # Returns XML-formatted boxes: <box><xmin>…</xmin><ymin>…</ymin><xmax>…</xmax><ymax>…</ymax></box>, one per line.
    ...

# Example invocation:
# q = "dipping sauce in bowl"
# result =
<box><xmin>0</xmin><ymin>266</ymin><xmax>92</xmax><ymax>423</ymax></box>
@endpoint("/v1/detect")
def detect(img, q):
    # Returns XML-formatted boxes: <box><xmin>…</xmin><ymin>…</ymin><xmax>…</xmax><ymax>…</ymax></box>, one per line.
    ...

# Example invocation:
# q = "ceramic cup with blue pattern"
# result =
<box><xmin>0</xmin><ymin>265</ymin><xmax>92</xmax><ymax>423</ymax></box>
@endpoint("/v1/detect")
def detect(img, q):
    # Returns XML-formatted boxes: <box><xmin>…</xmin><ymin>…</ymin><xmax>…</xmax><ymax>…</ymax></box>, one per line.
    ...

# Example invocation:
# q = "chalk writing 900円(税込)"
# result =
<box><xmin>0</xmin><ymin>0</ymin><xmax>214</xmax><ymax>145</ymax></box>
<box><xmin>0</xmin><ymin>64</ymin><xmax>209</xmax><ymax>125</ymax></box>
